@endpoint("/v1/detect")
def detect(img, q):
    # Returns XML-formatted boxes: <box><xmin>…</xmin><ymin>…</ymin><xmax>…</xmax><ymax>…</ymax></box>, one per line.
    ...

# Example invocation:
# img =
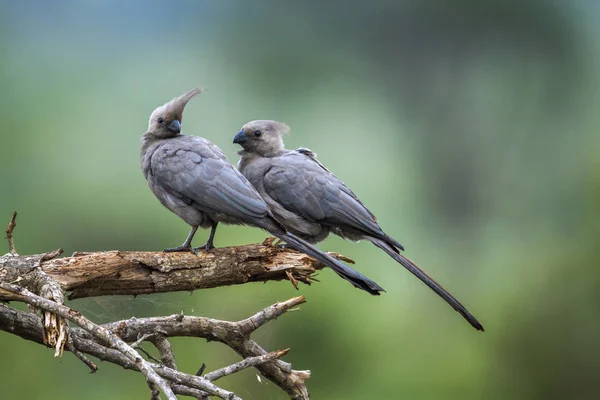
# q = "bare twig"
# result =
<box><xmin>286</xmin><ymin>270</ymin><xmax>300</xmax><ymax>290</ymax></box>
<box><xmin>138</xmin><ymin>346</ymin><xmax>162</xmax><ymax>364</ymax></box>
<box><xmin>131</xmin><ymin>333</ymin><xmax>157</xmax><ymax>349</ymax></box>
<box><xmin>171</xmin><ymin>384</ymin><xmax>206</xmax><ymax>399</ymax></box>
<box><xmin>204</xmin><ymin>349</ymin><xmax>289</xmax><ymax>381</ymax></box>
<box><xmin>66</xmin><ymin>342</ymin><xmax>98</xmax><ymax>373</ymax></box>
<box><xmin>151</xmin><ymin>364</ymin><xmax>243</xmax><ymax>399</ymax></box>
<box><xmin>149</xmin><ymin>333</ymin><xmax>178</xmax><ymax>370</ymax></box>
<box><xmin>238</xmin><ymin>296</ymin><xmax>306</xmax><ymax>335</ymax></box>
<box><xmin>131</xmin><ymin>333</ymin><xmax>171</xmax><ymax>366</ymax></box>
<box><xmin>0</xmin><ymin>283</ymin><xmax>178</xmax><ymax>400</ymax></box>
<box><xmin>148</xmin><ymin>382</ymin><xmax>161</xmax><ymax>400</ymax></box>
<box><xmin>5</xmin><ymin>211</ymin><xmax>17</xmax><ymax>255</ymax></box>
<box><xmin>40</xmin><ymin>248</ymin><xmax>64</xmax><ymax>261</ymax></box>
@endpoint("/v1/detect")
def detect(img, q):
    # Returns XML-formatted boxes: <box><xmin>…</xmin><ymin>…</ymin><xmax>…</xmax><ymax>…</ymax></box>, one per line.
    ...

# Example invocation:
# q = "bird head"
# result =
<box><xmin>233</xmin><ymin>120</ymin><xmax>289</xmax><ymax>157</ymax></box>
<box><xmin>146</xmin><ymin>87</ymin><xmax>203</xmax><ymax>139</ymax></box>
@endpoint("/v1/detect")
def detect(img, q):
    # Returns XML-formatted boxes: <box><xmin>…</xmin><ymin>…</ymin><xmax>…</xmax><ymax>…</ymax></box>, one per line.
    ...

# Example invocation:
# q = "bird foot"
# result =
<box><xmin>163</xmin><ymin>245</ymin><xmax>197</xmax><ymax>255</ymax></box>
<box><xmin>193</xmin><ymin>243</ymin><xmax>215</xmax><ymax>253</ymax></box>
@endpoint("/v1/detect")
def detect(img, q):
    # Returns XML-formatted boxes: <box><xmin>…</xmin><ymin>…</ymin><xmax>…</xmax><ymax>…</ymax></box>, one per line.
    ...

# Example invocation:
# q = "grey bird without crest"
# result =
<box><xmin>141</xmin><ymin>89</ymin><xmax>383</xmax><ymax>294</ymax></box>
<box><xmin>234</xmin><ymin>120</ymin><xmax>484</xmax><ymax>331</ymax></box>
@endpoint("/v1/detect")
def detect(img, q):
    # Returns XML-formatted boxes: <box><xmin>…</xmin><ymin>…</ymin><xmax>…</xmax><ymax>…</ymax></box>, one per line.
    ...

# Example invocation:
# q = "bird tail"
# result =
<box><xmin>275</xmin><ymin>231</ymin><xmax>385</xmax><ymax>295</ymax></box>
<box><xmin>370</xmin><ymin>238</ymin><xmax>484</xmax><ymax>331</ymax></box>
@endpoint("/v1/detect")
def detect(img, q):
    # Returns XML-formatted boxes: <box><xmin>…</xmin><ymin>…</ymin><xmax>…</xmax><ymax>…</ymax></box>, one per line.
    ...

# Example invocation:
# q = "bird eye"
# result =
<box><xmin>157</xmin><ymin>117</ymin><xmax>164</xmax><ymax>124</ymax></box>
<box><xmin>254</xmin><ymin>130</ymin><xmax>262</xmax><ymax>137</ymax></box>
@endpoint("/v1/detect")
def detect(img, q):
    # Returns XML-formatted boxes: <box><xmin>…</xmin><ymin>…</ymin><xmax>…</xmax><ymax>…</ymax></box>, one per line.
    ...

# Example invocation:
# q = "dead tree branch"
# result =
<box><xmin>1</xmin><ymin>212</ymin><xmax>320</xmax><ymax>399</ymax></box>
<box><xmin>0</xmin><ymin>282</ymin><xmax>180</xmax><ymax>400</ymax></box>
<box><xmin>37</xmin><ymin>244</ymin><xmax>328</xmax><ymax>299</ymax></box>
<box><xmin>5</xmin><ymin>211</ymin><xmax>17</xmax><ymax>255</ymax></box>
<box><xmin>0</xmin><ymin>295</ymin><xmax>309</xmax><ymax>399</ymax></box>
<box><xmin>203</xmin><ymin>349</ymin><xmax>290</xmax><ymax>381</ymax></box>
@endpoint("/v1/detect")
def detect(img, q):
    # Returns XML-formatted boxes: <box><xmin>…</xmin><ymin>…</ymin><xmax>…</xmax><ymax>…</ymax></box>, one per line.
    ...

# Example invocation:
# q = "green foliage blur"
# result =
<box><xmin>1</xmin><ymin>1</ymin><xmax>599</xmax><ymax>399</ymax></box>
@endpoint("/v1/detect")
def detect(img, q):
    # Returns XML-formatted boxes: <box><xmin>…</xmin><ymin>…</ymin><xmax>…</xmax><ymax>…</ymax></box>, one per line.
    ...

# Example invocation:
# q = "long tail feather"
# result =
<box><xmin>277</xmin><ymin>232</ymin><xmax>385</xmax><ymax>295</ymax></box>
<box><xmin>370</xmin><ymin>238</ymin><xmax>484</xmax><ymax>331</ymax></box>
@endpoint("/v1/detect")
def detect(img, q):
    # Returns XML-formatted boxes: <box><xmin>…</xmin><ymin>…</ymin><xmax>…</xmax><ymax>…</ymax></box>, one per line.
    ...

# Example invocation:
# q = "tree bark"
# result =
<box><xmin>1</xmin><ymin>242</ymin><xmax>326</xmax><ymax>300</ymax></box>
<box><xmin>0</xmin><ymin>212</ymin><xmax>326</xmax><ymax>399</ymax></box>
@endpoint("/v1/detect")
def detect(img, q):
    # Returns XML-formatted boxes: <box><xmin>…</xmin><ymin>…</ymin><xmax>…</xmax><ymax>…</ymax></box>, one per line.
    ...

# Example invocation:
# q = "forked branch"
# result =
<box><xmin>1</xmin><ymin>212</ymin><xmax>318</xmax><ymax>399</ymax></box>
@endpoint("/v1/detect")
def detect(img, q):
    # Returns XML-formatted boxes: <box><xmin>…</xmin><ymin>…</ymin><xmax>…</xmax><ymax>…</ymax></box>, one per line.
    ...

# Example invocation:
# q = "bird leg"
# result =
<box><xmin>164</xmin><ymin>226</ymin><xmax>198</xmax><ymax>254</ymax></box>
<box><xmin>194</xmin><ymin>222</ymin><xmax>218</xmax><ymax>252</ymax></box>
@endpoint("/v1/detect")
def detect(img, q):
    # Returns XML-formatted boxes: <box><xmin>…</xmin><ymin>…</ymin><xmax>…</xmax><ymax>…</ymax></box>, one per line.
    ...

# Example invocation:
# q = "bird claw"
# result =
<box><xmin>193</xmin><ymin>243</ymin><xmax>215</xmax><ymax>253</ymax></box>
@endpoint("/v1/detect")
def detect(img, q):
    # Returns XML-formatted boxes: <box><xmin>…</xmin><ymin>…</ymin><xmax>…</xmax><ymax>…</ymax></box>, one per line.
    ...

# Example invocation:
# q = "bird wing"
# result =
<box><xmin>150</xmin><ymin>137</ymin><xmax>269</xmax><ymax>220</ymax></box>
<box><xmin>295</xmin><ymin>147</ymin><xmax>331</xmax><ymax>172</ymax></box>
<box><xmin>263</xmin><ymin>151</ymin><xmax>383</xmax><ymax>235</ymax></box>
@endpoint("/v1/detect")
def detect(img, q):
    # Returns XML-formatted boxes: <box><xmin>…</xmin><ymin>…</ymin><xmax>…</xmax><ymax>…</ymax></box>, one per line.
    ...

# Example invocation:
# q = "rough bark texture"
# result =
<box><xmin>0</xmin><ymin>212</ymin><xmax>321</xmax><ymax>399</ymax></box>
<box><xmin>0</xmin><ymin>295</ymin><xmax>310</xmax><ymax>399</ymax></box>
<box><xmin>1</xmin><ymin>241</ymin><xmax>330</xmax><ymax>300</ymax></box>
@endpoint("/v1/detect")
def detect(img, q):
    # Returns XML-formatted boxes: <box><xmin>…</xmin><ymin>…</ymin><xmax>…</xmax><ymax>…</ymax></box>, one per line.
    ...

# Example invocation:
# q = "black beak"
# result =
<box><xmin>168</xmin><ymin>119</ymin><xmax>181</xmax><ymax>134</ymax></box>
<box><xmin>233</xmin><ymin>130</ymin><xmax>247</xmax><ymax>144</ymax></box>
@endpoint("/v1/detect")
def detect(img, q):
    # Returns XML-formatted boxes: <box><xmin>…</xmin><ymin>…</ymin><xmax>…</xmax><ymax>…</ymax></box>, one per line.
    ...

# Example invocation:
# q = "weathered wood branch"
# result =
<box><xmin>4</xmin><ymin>211</ymin><xmax>16</xmax><ymax>255</ymax></box>
<box><xmin>0</xmin><ymin>295</ymin><xmax>310</xmax><ymax>399</ymax></box>
<box><xmin>1</xmin><ymin>212</ymin><xmax>318</xmax><ymax>399</ymax></box>
<box><xmin>0</xmin><ymin>282</ymin><xmax>181</xmax><ymax>400</ymax></box>
<box><xmin>1</xmin><ymin>242</ymin><xmax>331</xmax><ymax>300</ymax></box>
<box><xmin>101</xmin><ymin>296</ymin><xmax>311</xmax><ymax>399</ymax></box>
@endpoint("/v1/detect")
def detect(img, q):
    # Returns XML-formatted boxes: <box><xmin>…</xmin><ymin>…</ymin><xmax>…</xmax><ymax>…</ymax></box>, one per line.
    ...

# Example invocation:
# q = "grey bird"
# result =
<box><xmin>140</xmin><ymin>89</ymin><xmax>384</xmax><ymax>294</ymax></box>
<box><xmin>234</xmin><ymin>120</ymin><xmax>483</xmax><ymax>331</ymax></box>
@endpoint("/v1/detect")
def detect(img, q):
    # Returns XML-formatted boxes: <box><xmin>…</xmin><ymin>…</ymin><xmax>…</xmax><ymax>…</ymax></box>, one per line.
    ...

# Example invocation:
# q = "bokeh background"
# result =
<box><xmin>1</xmin><ymin>1</ymin><xmax>599</xmax><ymax>399</ymax></box>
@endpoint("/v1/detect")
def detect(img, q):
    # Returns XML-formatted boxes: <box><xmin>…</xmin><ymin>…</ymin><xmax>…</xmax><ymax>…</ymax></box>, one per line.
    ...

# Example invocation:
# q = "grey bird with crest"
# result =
<box><xmin>234</xmin><ymin>120</ymin><xmax>483</xmax><ymax>331</ymax></box>
<box><xmin>141</xmin><ymin>89</ymin><xmax>384</xmax><ymax>294</ymax></box>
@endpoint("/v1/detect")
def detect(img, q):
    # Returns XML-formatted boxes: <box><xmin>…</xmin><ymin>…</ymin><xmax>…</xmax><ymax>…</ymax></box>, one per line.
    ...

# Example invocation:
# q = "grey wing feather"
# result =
<box><xmin>264</xmin><ymin>152</ymin><xmax>383</xmax><ymax>235</ymax></box>
<box><xmin>296</xmin><ymin>147</ymin><xmax>330</xmax><ymax>172</ymax></box>
<box><xmin>151</xmin><ymin>141</ymin><xmax>269</xmax><ymax>220</ymax></box>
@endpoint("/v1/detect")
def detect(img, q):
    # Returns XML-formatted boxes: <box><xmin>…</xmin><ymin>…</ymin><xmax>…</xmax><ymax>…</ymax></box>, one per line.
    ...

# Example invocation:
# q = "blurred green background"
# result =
<box><xmin>1</xmin><ymin>1</ymin><xmax>599</xmax><ymax>399</ymax></box>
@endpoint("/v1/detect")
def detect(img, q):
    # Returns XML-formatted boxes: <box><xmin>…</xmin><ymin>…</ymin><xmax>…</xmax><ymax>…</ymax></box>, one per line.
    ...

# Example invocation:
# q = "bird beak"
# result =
<box><xmin>233</xmin><ymin>130</ymin><xmax>247</xmax><ymax>144</ymax></box>
<box><xmin>168</xmin><ymin>119</ymin><xmax>181</xmax><ymax>134</ymax></box>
